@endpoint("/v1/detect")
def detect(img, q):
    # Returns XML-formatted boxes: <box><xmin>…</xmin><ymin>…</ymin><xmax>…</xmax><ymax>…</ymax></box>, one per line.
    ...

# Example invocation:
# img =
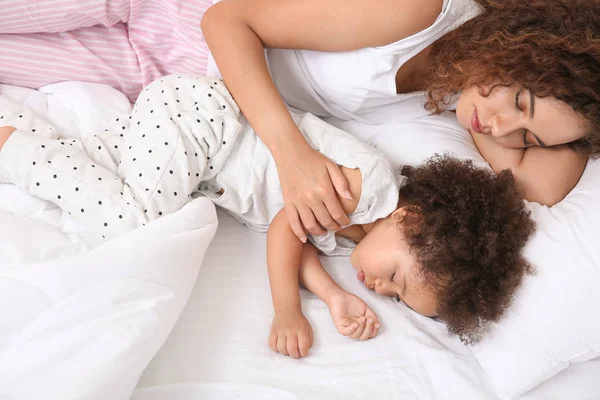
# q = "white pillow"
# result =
<box><xmin>327</xmin><ymin>110</ymin><xmax>600</xmax><ymax>398</ymax></box>
<box><xmin>0</xmin><ymin>198</ymin><xmax>218</xmax><ymax>400</ymax></box>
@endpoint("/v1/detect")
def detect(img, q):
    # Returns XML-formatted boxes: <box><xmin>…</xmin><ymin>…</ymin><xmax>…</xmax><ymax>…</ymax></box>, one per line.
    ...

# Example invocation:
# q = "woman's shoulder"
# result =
<box><xmin>374</xmin><ymin>0</ymin><xmax>445</xmax><ymax>47</ymax></box>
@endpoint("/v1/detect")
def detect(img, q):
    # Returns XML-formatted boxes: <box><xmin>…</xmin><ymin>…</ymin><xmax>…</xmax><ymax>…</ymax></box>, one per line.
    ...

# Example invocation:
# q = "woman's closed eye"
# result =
<box><xmin>515</xmin><ymin>89</ymin><xmax>524</xmax><ymax>113</ymax></box>
<box><xmin>522</xmin><ymin>130</ymin><xmax>531</xmax><ymax>147</ymax></box>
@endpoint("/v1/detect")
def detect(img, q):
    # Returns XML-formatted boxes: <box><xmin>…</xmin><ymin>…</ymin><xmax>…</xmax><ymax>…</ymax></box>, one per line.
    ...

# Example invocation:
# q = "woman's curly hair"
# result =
<box><xmin>424</xmin><ymin>0</ymin><xmax>600</xmax><ymax>155</ymax></box>
<box><xmin>399</xmin><ymin>155</ymin><xmax>535</xmax><ymax>344</ymax></box>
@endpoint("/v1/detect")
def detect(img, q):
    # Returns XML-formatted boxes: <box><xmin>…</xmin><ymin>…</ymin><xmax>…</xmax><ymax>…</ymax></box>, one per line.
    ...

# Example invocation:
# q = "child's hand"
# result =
<box><xmin>327</xmin><ymin>292</ymin><xmax>380</xmax><ymax>340</ymax></box>
<box><xmin>269</xmin><ymin>309</ymin><xmax>314</xmax><ymax>358</ymax></box>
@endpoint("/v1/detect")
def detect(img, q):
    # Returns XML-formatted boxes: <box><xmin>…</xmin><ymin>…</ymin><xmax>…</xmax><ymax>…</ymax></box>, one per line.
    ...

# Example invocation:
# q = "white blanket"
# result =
<box><xmin>0</xmin><ymin>83</ymin><xmax>218</xmax><ymax>400</ymax></box>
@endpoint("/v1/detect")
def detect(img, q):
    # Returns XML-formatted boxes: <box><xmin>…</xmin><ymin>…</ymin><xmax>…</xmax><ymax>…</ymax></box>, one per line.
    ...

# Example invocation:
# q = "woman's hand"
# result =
<box><xmin>276</xmin><ymin>143</ymin><xmax>351</xmax><ymax>242</ymax></box>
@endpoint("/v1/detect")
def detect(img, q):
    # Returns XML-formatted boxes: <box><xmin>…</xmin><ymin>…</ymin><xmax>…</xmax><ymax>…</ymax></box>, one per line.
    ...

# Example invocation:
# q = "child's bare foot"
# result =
<box><xmin>0</xmin><ymin>126</ymin><xmax>17</xmax><ymax>151</ymax></box>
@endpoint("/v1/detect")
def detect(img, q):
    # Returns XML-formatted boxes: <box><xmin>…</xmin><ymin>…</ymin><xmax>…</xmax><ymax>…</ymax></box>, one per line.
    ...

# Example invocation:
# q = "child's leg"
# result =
<box><xmin>114</xmin><ymin>75</ymin><xmax>243</xmax><ymax>223</ymax></box>
<box><xmin>0</xmin><ymin>126</ymin><xmax>150</xmax><ymax>238</ymax></box>
<box><xmin>0</xmin><ymin>126</ymin><xmax>16</xmax><ymax>150</ymax></box>
<box><xmin>0</xmin><ymin>96</ymin><xmax>172</xmax><ymax>238</ymax></box>
<box><xmin>0</xmin><ymin>76</ymin><xmax>243</xmax><ymax>238</ymax></box>
<box><xmin>0</xmin><ymin>95</ymin><xmax>58</xmax><ymax>139</ymax></box>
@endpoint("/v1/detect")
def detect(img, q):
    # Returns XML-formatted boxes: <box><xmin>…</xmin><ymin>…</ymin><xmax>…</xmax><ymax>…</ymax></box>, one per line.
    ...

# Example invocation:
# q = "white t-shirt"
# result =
<box><xmin>198</xmin><ymin>112</ymin><xmax>404</xmax><ymax>256</ymax></box>
<box><xmin>207</xmin><ymin>0</ymin><xmax>481</xmax><ymax>123</ymax></box>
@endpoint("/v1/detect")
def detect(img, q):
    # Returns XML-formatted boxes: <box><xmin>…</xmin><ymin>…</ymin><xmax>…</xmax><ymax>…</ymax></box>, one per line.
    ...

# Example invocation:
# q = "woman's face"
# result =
<box><xmin>456</xmin><ymin>85</ymin><xmax>589</xmax><ymax>149</ymax></box>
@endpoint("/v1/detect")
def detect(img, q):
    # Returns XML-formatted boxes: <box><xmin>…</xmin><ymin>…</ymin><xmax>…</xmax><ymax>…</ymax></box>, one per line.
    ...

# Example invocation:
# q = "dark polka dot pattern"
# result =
<box><xmin>17</xmin><ymin>75</ymin><xmax>239</xmax><ymax>237</ymax></box>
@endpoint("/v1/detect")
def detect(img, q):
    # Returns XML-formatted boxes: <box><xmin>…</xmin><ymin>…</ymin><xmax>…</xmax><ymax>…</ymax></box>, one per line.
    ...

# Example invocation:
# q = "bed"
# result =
<box><xmin>0</xmin><ymin>80</ymin><xmax>599</xmax><ymax>400</ymax></box>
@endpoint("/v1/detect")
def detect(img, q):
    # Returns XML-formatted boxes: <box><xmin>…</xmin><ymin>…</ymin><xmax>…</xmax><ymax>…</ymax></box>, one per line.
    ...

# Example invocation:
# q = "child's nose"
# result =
<box><xmin>373</xmin><ymin>278</ymin><xmax>386</xmax><ymax>294</ymax></box>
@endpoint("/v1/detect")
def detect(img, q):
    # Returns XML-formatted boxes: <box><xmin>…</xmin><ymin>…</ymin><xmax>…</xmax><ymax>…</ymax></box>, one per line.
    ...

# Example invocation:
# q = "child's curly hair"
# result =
<box><xmin>399</xmin><ymin>155</ymin><xmax>535</xmax><ymax>344</ymax></box>
<box><xmin>424</xmin><ymin>0</ymin><xmax>600</xmax><ymax>155</ymax></box>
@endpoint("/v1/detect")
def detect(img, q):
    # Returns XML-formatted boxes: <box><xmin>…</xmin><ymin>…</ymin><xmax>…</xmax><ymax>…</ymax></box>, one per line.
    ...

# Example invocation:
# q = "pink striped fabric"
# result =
<box><xmin>0</xmin><ymin>0</ymin><xmax>213</xmax><ymax>101</ymax></box>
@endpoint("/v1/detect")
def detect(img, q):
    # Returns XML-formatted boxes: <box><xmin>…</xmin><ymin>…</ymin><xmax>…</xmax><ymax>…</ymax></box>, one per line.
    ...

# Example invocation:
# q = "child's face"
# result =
<box><xmin>350</xmin><ymin>209</ymin><xmax>438</xmax><ymax>317</ymax></box>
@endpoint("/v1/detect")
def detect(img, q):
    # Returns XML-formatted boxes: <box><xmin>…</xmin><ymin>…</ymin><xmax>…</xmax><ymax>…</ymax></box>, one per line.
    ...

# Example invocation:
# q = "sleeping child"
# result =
<box><xmin>0</xmin><ymin>75</ymin><xmax>535</xmax><ymax>358</ymax></box>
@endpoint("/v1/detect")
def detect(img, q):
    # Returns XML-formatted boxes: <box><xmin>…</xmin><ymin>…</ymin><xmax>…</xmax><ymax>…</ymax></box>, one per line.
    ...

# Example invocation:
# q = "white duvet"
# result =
<box><xmin>0</xmin><ymin>82</ymin><xmax>599</xmax><ymax>400</ymax></box>
<box><xmin>0</xmin><ymin>83</ymin><xmax>218</xmax><ymax>400</ymax></box>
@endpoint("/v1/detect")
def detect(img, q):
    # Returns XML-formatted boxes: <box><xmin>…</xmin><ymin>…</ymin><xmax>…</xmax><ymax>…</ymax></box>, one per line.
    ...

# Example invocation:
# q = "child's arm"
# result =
<box><xmin>266</xmin><ymin>209</ymin><xmax>313</xmax><ymax>358</ymax></box>
<box><xmin>267</xmin><ymin>165</ymin><xmax>370</xmax><ymax>357</ymax></box>
<box><xmin>298</xmin><ymin>243</ymin><xmax>380</xmax><ymax>340</ymax></box>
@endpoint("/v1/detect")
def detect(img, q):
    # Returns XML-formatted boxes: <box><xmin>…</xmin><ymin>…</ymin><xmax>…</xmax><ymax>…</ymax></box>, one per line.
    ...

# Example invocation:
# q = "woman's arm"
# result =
<box><xmin>471</xmin><ymin>131</ymin><xmax>587</xmax><ymax>206</ymax></box>
<box><xmin>201</xmin><ymin>0</ymin><xmax>442</xmax><ymax>241</ymax></box>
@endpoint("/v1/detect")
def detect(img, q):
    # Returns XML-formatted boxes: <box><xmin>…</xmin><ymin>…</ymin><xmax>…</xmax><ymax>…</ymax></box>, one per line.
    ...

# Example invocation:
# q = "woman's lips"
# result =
<box><xmin>471</xmin><ymin>108</ymin><xmax>483</xmax><ymax>134</ymax></box>
<box><xmin>357</xmin><ymin>270</ymin><xmax>365</xmax><ymax>282</ymax></box>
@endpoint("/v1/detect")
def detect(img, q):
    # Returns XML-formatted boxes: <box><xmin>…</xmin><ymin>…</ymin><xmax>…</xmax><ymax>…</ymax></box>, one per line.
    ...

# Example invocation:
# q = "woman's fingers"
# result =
<box><xmin>310</xmin><ymin>201</ymin><xmax>340</xmax><ymax>232</ymax></box>
<box><xmin>326</xmin><ymin>163</ymin><xmax>352</xmax><ymax>225</ymax></box>
<box><xmin>285</xmin><ymin>205</ymin><xmax>307</xmax><ymax>242</ymax></box>
<box><xmin>296</xmin><ymin>204</ymin><xmax>325</xmax><ymax>236</ymax></box>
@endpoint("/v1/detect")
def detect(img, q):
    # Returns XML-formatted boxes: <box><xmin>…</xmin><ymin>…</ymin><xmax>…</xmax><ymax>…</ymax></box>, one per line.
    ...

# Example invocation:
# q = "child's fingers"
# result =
<box><xmin>287</xmin><ymin>335</ymin><xmax>301</xmax><ymax>359</ymax></box>
<box><xmin>359</xmin><ymin>318</ymin><xmax>375</xmax><ymax>341</ymax></box>
<box><xmin>277</xmin><ymin>335</ymin><xmax>289</xmax><ymax>356</ymax></box>
<box><xmin>365</xmin><ymin>307</ymin><xmax>378</xmax><ymax>320</ymax></box>
<box><xmin>268</xmin><ymin>334</ymin><xmax>279</xmax><ymax>353</ymax></box>
<box><xmin>298</xmin><ymin>332</ymin><xmax>311</xmax><ymax>357</ymax></box>
<box><xmin>337</xmin><ymin>317</ymin><xmax>358</xmax><ymax>336</ymax></box>
<box><xmin>350</xmin><ymin>317</ymin><xmax>366</xmax><ymax>339</ymax></box>
<box><xmin>371</xmin><ymin>321</ymin><xmax>381</xmax><ymax>338</ymax></box>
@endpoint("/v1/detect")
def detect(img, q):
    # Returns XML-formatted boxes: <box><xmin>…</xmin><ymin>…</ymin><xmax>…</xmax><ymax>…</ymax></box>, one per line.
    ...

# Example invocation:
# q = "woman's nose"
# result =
<box><xmin>489</xmin><ymin>114</ymin><xmax>522</xmax><ymax>138</ymax></box>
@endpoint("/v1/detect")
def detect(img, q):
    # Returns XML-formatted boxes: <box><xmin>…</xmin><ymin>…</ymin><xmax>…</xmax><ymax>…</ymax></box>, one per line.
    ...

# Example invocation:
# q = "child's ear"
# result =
<box><xmin>391</xmin><ymin>207</ymin><xmax>408</xmax><ymax>224</ymax></box>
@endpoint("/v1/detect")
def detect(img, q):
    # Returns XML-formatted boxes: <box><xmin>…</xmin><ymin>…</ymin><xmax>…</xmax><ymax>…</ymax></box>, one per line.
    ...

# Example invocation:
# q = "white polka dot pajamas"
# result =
<box><xmin>0</xmin><ymin>75</ymin><xmax>242</xmax><ymax>238</ymax></box>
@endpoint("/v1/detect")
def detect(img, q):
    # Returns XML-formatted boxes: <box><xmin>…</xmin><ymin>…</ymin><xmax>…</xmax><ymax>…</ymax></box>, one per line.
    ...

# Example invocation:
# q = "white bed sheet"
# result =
<box><xmin>134</xmin><ymin>210</ymin><xmax>600</xmax><ymax>400</ymax></box>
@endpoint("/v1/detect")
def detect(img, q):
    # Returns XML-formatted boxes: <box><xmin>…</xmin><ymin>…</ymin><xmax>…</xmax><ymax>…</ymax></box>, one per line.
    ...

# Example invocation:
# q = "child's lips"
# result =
<box><xmin>357</xmin><ymin>270</ymin><xmax>365</xmax><ymax>282</ymax></box>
